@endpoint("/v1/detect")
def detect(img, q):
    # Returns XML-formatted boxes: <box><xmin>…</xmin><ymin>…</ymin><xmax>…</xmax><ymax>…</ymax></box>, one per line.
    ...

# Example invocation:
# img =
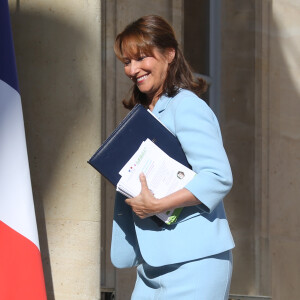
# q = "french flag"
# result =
<box><xmin>0</xmin><ymin>1</ymin><xmax>47</xmax><ymax>299</ymax></box>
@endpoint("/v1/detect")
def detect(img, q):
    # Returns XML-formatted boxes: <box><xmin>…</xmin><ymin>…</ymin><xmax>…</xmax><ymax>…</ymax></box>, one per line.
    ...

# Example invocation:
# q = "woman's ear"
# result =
<box><xmin>167</xmin><ymin>48</ymin><xmax>175</xmax><ymax>63</ymax></box>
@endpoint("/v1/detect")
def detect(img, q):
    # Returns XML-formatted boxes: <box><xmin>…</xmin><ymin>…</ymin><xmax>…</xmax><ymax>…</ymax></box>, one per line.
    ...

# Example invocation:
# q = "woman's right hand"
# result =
<box><xmin>125</xmin><ymin>173</ymin><xmax>161</xmax><ymax>219</ymax></box>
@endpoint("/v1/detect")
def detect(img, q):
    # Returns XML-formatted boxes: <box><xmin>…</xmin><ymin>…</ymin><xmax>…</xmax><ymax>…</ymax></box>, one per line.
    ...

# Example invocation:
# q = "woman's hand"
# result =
<box><xmin>125</xmin><ymin>173</ymin><xmax>201</xmax><ymax>219</ymax></box>
<box><xmin>125</xmin><ymin>173</ymin><xmax>160</xmax><ymax>219</ymax></box>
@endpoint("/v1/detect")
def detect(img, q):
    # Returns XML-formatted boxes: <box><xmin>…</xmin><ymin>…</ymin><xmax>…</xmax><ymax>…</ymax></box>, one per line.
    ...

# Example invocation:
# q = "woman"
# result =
<box><xmin>111</xmin><ymin>15</ymin><xmax>234</xmax><ymax>300</ymax></box>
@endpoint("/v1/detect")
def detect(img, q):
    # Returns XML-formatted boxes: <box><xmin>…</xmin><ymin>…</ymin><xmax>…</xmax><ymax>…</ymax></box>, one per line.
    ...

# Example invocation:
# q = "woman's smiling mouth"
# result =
<box><xmin>136</xmin><ymin>74</ymin><xmax>149</xmax><ymax>84</ymax></box>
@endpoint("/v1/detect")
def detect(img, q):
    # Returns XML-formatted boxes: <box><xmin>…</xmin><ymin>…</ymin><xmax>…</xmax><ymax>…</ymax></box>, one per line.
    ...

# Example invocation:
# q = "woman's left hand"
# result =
<box><xmin>125</xmin><ymin>173</ymin><xmax>160</xmax><ymax>219</ymax></box>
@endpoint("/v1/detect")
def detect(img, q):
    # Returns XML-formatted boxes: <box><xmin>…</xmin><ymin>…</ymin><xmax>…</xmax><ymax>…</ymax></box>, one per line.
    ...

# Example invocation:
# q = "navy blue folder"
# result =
<box><xmin>88</xmin><ymin>104</ymin><xmax>190</xmax><ymax>186</ymax></box>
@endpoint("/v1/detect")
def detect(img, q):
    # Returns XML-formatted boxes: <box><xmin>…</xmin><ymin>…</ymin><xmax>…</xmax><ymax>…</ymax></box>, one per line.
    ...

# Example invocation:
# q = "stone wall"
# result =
<box><xmin>221</xmin><ymin>0</ymin><xmax>300</xmax><ymax>298</ymax></box>
<box><xmin>268</xmin><ymin>1</ymin><xmax>300</xmax><ymax>298</ymax></box>
<box><xmin>9</xmin><ymin>1</ymin><xmax>102</xmax><ymax>299</ymax></box>
<box><xmin>220</xmin><ymin>1</ymin><xmax>257</xmax><ymax>294</ymax></box>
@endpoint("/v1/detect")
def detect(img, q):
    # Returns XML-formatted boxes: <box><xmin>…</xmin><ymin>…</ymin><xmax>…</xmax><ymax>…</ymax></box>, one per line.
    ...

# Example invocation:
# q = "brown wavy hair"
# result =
<box><xmin>114</xmin><ymin>15</ymin><xmax>207</xmax><ymax>110</ymax></box>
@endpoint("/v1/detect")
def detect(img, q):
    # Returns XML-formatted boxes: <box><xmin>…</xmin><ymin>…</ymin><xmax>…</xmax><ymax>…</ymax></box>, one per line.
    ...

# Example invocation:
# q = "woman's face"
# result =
<box><xmin>123</xmin><ymin>47</ymin><xmax>174</xmax><ymax>102</ymax></box>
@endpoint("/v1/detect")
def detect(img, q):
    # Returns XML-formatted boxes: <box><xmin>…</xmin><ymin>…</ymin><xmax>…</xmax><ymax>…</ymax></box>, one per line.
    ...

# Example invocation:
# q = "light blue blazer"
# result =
<box><xmin>111</xmin><ymin>89</ymin><xmax>235</xmax><ymax>268</ymax></box>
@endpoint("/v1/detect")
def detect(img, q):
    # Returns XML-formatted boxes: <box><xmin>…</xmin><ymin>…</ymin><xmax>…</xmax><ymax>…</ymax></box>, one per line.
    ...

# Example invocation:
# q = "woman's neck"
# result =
<box><xmin>148</xmin><ymin>93</ymin><xmax>160</xmax><ymax>111</ymax></box>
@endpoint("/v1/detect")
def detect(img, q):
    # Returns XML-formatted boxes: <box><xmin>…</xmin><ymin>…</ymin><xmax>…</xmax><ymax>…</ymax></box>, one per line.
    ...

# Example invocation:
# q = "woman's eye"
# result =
<box><xmin>124</xmin><ymin>60</ymin><xmax>130</xmax><ymax>66</ymax></box>
<box><xmin>138</xmin><ymin>56</ymin><xmax>147</xmax><ymax>61</ymax></box>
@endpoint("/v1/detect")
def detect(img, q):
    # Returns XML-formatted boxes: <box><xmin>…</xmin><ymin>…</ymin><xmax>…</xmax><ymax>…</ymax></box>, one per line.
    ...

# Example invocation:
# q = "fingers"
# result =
<box><xmin>125</xmin><ymin>198</ymin><xmax>146</xmax><ymax>218</ymax></box>
<box><xmin>124</xmin><ymin>173</ymin><xmax>152</xmax><ymax>219</ymax></box>
<box><xmin>139</xmin><ymin>172</ymin><xmax>148</xmax><ymax>190</ymax></box>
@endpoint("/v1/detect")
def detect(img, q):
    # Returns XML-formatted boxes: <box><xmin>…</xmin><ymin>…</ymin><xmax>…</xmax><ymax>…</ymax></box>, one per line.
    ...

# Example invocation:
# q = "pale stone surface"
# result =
<box><xmin>9</xmin><ymin>0</ymin><xmax>101</xmax><ymax>299</ymax></box>
<box><xmin>222</xmin><ymin>0</ymin><xmax>300</xmax><ymax>297</ymax></box>
<box><xmin>269</xmin><ymin>1</ymin><xmax>300</xmax><ymax>298</ymax></box>
<box><xmin>271</xmin><ymin>238</ymin><xmax>300</xmax><ymax>300</ymax></box>
<box><xmin>221</xmin><ymin>1</ymin><xmax>256</xmax><ymax>294</ymax></box>
<box><xmin>47</xmin><ymin>220</ymin><xmax>100</xmax><ymax>300</ymax></box>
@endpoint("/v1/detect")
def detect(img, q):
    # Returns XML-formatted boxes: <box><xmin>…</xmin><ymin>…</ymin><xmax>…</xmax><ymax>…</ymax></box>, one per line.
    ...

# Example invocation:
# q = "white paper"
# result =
<box><xmin>116</xmin><ymin>139</ymin><xmax>195</xmax><ymax>224</ymax></box>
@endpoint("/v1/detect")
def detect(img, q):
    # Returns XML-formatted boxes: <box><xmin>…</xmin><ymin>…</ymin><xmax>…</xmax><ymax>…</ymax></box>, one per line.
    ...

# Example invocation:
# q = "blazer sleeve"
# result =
<box><xmin>173</xmin><ymin>94</ymin><xmax>233</xmax><ymax>213</ymax></box>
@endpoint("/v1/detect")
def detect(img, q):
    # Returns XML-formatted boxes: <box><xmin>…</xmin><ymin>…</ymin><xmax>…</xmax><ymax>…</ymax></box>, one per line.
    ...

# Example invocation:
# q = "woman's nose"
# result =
<box><xmin>128</xmin><ymin>60</ymin><xmax>139</xmax><ymax>76</ymax></box>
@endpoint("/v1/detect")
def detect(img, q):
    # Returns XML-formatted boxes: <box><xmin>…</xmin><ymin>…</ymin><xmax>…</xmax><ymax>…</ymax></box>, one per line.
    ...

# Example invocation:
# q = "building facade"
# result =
<box><xmin>9</xmin><ymin>0</ymin><xmax>300</xmax><ymax>299</ymax></box>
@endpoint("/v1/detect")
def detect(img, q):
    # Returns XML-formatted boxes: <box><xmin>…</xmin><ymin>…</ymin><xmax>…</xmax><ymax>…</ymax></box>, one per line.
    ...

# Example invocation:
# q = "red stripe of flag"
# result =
<box><xmin>0</xmin><ymin>221</ymin><xmax>47</xmax><ymax>299</ymax></box>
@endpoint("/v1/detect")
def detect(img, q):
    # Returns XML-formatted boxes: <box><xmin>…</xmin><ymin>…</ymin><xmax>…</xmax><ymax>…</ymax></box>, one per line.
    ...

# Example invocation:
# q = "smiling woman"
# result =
<box><xmin>114</xmin><ymin>15</ymin><xmax>207</xmax><ymax>110</ymax></box>
<box><xmin>122</xmin><ymin>48</ymin><xmax>173</xmax><ymax>109</ymax></box>
<box><xmin>111</xmin><ymin>15</ymin><xmax>234</xmax><ymax>300</ymax></box>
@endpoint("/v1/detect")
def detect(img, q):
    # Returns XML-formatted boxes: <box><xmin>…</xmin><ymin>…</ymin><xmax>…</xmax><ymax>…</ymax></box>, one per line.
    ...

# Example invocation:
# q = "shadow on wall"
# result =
<box><xmin>10</xmin><ymin>8</ymin><xmax>93</xmax><ymax>300</ymax></box>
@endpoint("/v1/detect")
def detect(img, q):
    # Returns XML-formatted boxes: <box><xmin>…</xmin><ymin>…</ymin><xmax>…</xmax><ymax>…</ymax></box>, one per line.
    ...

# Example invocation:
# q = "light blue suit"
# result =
<box><xmin>111</xmin><ymin>89</ymin><xmax>234</xmax><ymax>270</ymax></box>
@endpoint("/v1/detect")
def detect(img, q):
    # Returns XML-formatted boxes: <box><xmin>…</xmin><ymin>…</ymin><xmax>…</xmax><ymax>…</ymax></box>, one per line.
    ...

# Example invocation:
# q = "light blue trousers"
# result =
<box><xmin>131</xmin><ymin>250</ymin><xmax>233</xmax><ymax>300</ymax></box>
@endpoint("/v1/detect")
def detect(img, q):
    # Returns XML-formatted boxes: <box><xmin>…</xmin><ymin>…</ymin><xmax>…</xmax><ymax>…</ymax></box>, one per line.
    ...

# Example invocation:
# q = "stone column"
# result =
<box><xmin>9</xmin><ymin>1</ymin><xmax>102</xmax><ymax>299</ymax></box>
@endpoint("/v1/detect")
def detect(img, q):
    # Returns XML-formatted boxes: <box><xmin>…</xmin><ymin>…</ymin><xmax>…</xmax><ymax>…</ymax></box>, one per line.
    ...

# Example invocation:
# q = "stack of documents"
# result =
<box><xmin>88</xmin><ymin>104</ymin><xmax>194</xmax><ymax>225</ymax></box>
<box><xmin>117</xmin><ymin>139</ymin><xmax>196</xmax><ymax>225</ymax></box>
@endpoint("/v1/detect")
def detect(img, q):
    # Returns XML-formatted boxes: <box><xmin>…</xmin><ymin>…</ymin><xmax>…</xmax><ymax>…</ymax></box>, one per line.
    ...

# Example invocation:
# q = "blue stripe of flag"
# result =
<box><xmin>0</xmin><ymin>0</ymin><xmax>19</xmax><ymax>93</ymax></box>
